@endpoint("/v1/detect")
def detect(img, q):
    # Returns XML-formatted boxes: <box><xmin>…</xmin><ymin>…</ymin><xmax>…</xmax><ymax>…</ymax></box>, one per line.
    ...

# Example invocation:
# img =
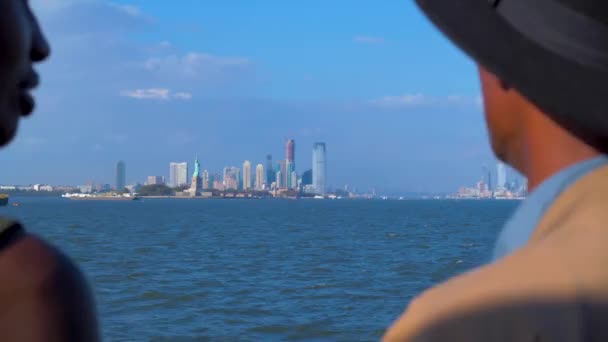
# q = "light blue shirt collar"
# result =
<box><xmin>493</xmin><ymin>156</ymin><xmax>608</xmax><ymax>261</ymax></box>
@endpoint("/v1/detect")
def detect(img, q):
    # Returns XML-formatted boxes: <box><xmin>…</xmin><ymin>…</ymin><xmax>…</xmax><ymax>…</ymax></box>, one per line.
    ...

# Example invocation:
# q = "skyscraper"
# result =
<box><xmin>286</xmin><ymin>160</ymin><xmax>295</xmax><ymax>188</ymax></box>
<box><xmin>202</xmin><ymin>170</ymin><xmax>210</xmax><ymax>189</ymax></box>
<box><xmin>279</xmin><ymin>160</ymin><xmax>288</xmax><ymax>189</ymax></box>
<box><xmin>115</xmin><ymin>161</ymin><xmax>126</xmax><ymax>191</ymax></box>
<box><xmin>243</xmin><ymin>161</ymin><xmax>252</xmax><ymax>191</ymax></box>
<box><xmin>482</xmin><ymin>164</ymin><xmax>493</xmax><ymax>191</ymax></box>
<box><xmin>169</xmin><ymin>162</ymin><xmax>188</xmax><ymax>187</ymax></box>
<box><xmin>497</xmin><ymin>162</ymin><xmax>507</xmax><ymax>190</ymax></box>
<box><xmin>313</xmin><ymin>143</ymin><xmax>327</xmax><ymax>195</ymax></box>
<box><xmin>286</xmin><ymin>139</ymin><xmax>295</xmax><ymax>168</ymax></box>
<box><xmin>276</xmin><ymin>170</ymin><xmax>282</xmax><ymax>189</ymax></box>
<box><xmin>301</xmin><ymin>169</ymin><xmax>313</xmax><ymax>186</ymax></box>
<box><xmin>223</xmin><ymin>167</ymin><xmax>240</xmax><ymax>191</ymax></box>
<box><xmin>291</xmin><ymin>171</ymin><xmax>297</xmax><ymax>190</ymax></box>
<box><xmin>255</xmin><ymin>164</ymin><xmax>265</xmax><ymax>190</ymax></box>
<box><xmin>266</xmin><ymin>154</ymin><xmax>273</xmax><ymax>186</ymax></box>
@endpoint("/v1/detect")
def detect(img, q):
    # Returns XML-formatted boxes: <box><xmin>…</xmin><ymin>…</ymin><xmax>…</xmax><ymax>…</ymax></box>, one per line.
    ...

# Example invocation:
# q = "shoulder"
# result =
<box><xmin>0</xmin><ymin>233</ymin><xmax>99</xmax><ymax>341</ymax></box>
<box><xmin>383</xmin><ymin>243</ymin><xmax>583</xmax><ymax>342</ymax></box>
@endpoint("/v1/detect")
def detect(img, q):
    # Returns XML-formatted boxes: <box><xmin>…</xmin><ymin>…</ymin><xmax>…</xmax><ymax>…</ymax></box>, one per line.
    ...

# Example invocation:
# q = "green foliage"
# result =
<box><xmin>138</xmin><ymin>184</ymin><xmax>174</xmax><ymax>196</ymax></box>
<box><xmin>173</xmin><ymin>185</ymin><xmax>189</xmax><ymax>192</ymax></box>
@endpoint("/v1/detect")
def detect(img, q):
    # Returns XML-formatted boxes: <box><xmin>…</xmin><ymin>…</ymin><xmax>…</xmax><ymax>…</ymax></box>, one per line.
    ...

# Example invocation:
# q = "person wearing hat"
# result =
<box><xmin>384</xmin><ymin>1</ymin><xmax>608</xmax><ymax>341</ymax></box>
<box><xmin>0</xmin><ymin>0</ymin><xmax>99</xmax><ymax>340</ymax></box>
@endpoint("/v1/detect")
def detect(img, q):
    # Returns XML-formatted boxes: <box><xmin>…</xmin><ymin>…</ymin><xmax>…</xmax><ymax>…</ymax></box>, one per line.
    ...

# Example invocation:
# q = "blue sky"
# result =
<box><xmin>1</xmin><ymin>0</ymin><xmax>500</xmax><ymax>193</ymax></box>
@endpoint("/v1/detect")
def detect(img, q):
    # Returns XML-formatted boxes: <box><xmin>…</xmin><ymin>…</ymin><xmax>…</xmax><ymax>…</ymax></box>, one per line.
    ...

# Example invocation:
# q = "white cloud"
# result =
<box><xmin>353</xmin><ymin>36</ymin><xmax>385</xmax><ymax>44</ymax></box>
<box><xmin>370</xmin><ymin>94</ymin><xmax>482</xmax><ymax>108</ymax></box>
<box><xmin>108</xmin><ymin>3</ymin><xmax>142</xmax><ymax>17</ymax></box>
<box><xmin>143</xmin><ymin>53</ymin><xmax>251</xmax><ymax>78</ymax></box>
<box><xmin>120</xmin><ymin>88</ymin><xmax>192</xmax><ymax>101</ymax></box>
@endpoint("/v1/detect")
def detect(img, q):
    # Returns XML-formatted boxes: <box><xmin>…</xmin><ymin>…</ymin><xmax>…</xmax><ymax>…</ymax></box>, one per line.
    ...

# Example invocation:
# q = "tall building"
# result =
<box><xmin>291</xmin><ymin>171</ymin><xmax>297</xmax><ymax>190</ymax></box>
<box><xmin>243</xmin><ymin>161</ymin><xmax>252</xmax><ymax>191</ymax></box>
<box><xmin>169</xmin><ymin>162</ymin><xmax>188</xmax><ymax>187</ymax></box>
<box><xmin>223</xmin><ymin>167</ymin><xmax>240</xmax><ymax>191</ymax></box>
<box><xmin>146</xmin><ymin>176</ymin><xmax>163</xmax><ymax>185</ymax></box>
<box><xmin>497</xmin><ymin>162</ymin><xmax>507</xmax><ymax>190</ymax></box>
<box><xmin>255</xmin><ymin>164</ymin><xmax>265</xmax><ymax>190</ymax></box>
<box><xmin>115</xmin><ymin>161</ymin><xmax>126</xmax><ymax>191</ymax></box>
<box><xmin>279</xmin><ymin>160</ymin><xmax>288</xmax><ymax>189</ymax></box>
<box><xmin>202</xmin><ymin>170</ymin><xmax>210</xmax><ymax>189</ymax></box>
<box><xmin>482</xmin><ymin>164</ymin><xmax>493</xmax><ymax>191</ymax></box>
<box><xmin>266</xmin><ymin>154</ymin><xmax>274</xmax><ymax>186</ymax></box>
<box><xmin>313</xmin><ymin>143</ymin><xmax>327</xmax><ymax>195</ymax></box>
<box><xmin>286</xmin><ymin>160</ymin><xmax>295</xmax><ymax>188</ymax></box>
<box><xmin>286</xmin><ymin>139</ymin><xmax>295</xmax><ymax>168</ymax></box>
<box><xmin>276</xmin><ymin>170</ymin><xmax>283</xmax><ymax>189</ymax></box>
<box><xmin>301</xmin><ymin>169</ymin><xmax>313</xmax><ymax>186</ymax></box>
<box><xmin>212</xmin><ymin>173</ymin><xmax>224</xmax><ymax>191</ymax></box>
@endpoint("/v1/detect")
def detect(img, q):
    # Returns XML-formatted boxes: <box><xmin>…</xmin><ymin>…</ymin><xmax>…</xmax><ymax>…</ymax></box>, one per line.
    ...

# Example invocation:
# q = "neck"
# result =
<box><xmin>516</xmin><ymin>112</ymin><xmax>601</xmax><ymax>192</ymax></box>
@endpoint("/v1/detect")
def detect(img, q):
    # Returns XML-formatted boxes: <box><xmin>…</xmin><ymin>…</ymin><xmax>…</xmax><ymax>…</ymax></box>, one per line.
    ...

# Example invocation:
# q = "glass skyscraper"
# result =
<box><xmin>116</xmin><ymin>161</ymin><xmax>126</xmax><ymax>191</ymax></box>
<box><xmin>286</xmin><ymin>160</ymin><xmax>295</xmax><ymax>189</ymax></box>
<box><xmin>266</xmin><ymin>154</ymin><xmax>274</xmax><ymax>186</ymax></box>
<box><xmin>312</xmin><ymin>143</ymin><xmax>327</xmax><ymax>195</ymax></box>
<box><xmin>497</xmin><ymin>162</ymin><xmax>507</xmax><ymax>190</ymax></box>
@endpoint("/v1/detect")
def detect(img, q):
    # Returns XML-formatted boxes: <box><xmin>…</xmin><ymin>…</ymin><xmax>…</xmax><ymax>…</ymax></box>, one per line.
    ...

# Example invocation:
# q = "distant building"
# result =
<box><xmin>126</xmin><ymin>184</ymin><xmax>142</xmax><ymax>193</ymax></box>
<box><xmin>243</xmin><ymin>161</ymin><xmax>252</xmax><ymax>191</ymax></box>
<box><xmin>286</xmin><ymin>160</ymin><xmax>295</xmax><ymax>188</ymax></box>
<box><xmin>116</xmin><ymin>161</ymin><xmax>126</xmax><ymax>191</ymax></box>
<box><xmin>146</xmin><ymin>176</ymin><xmax>164</xmax><ymax>185</ymax></box>
<box><xmin>313</xmin><ymin>142</ymin><xmax>327</xmax><ymax>195</ymax></box>
<box><xmin>223</xmin><ymin>167</ymin><xmax>240</xmax><ymax>191</ymax></box>
<box><xmin>482</xmin><ymin>164</ymin><xmax>493</xmax><ymax>191</ymax></box>
<box><xmin>255</xmin><ymin>164</ymin><xmax>265</xmax><ymax>190</ymax></box>
<box><xmin>79</xmin><ymin>185</ymin><xmax>93</xmax><ymax>194</ymax></box>
<box><xmin>203</xmin><ymin>170</ymin><xmax>210</xmax><ymax>189</ymax></box>
<box><xmin>279</xmin><ymin>160</ymin><xmax>288</xmax><ymax>189</ymax></box>
<box><xmin>266</xmin><ymin>154</ymin><xmax>274</xmax><ymax>186</ymax></box>
<box><xmin>169</xmin><ymin>162</ymin><xmax>188</xmax><ymax>187</ymax></box>
<box><xmin>286</xmin><ymin>139</ymin><xmax>295</xmax><ymax>168</ymax></box>
<box><xmin>291</xmin><ymin>171</ymin><xmax>297</xmax><ymax>190</ymax></box>
<box><xmin>276</xmin><ymin>170</ymin><xmax>283</xmax><ymax>189</ymax></box>
<box><xmin>497</xmin><ymin>162</ymin><xmax>507</xmax><ymax>190</ymax></box>
<box><xmin>301</xmin><ymin>169</ymin><xmax>313</xmax><ymax>186</ymax></box>
<box><xmin>303</xmin><ymin>184</ymin><xmax>315</xmax><ymax>194</ymax></box>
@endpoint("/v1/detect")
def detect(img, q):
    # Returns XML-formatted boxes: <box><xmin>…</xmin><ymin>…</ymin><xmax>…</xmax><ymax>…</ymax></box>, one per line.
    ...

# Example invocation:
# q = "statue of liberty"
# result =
<box><xmin>190</xmin><ymin>157</ymin><xmax>202</xmax><ymax>196</ymax></box>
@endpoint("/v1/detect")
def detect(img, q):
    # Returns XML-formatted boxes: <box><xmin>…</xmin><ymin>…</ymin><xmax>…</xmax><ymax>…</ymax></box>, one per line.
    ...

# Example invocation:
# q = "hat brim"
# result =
<box><xmin>416</xmin><ymin>0</ymin><xmax>608</xmax><ymax>146</ymax></box>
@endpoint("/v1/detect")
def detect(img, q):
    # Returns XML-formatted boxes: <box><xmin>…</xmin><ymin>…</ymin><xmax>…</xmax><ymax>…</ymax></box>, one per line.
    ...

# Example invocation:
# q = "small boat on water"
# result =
<box><xmin>0</xmin><ymin>194</ymin><xmax>8</xmax><ymax>207</ymax></box>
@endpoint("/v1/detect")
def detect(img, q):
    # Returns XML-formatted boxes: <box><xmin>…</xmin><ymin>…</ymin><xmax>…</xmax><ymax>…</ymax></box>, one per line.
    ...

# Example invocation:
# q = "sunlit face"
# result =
<box><xmin>0</xmin><ymin>0</ymin><xmax>50</xmax><ymax>147</ymax></box>
<box><xmin>478</xmin><ymin>67</ymin><xmax>527</xmax><ymax>166</ymax></box>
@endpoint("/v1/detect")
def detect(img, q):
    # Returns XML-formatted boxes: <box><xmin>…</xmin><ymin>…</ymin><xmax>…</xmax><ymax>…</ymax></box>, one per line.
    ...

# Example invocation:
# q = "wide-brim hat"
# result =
<box><xmin>415</xmin><ymin>0</ymin><xmax>608</xmax><ymax>148</ymax></box>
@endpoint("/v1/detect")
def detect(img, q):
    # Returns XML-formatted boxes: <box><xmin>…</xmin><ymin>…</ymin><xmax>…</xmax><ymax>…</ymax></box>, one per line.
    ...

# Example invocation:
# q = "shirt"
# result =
<box><xmin>493</xmin><ymin>156</ymin><xmax>608</xmax><ymax>261</ymax></box>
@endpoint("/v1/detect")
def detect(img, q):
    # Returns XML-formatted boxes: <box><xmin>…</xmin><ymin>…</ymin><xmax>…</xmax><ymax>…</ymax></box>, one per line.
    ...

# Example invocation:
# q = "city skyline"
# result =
<box><xmin>1</xmin><ymin>0</ymin><xmax>497</xmax><ymax>193</ymax></box>
<box><xmin>154</xmin><ymin>139</ymin><xmax>324</xmax><ymax>194</ymax></box>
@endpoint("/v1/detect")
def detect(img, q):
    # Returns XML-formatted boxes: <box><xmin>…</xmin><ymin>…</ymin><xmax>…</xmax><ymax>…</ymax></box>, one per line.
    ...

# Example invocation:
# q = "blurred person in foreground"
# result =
<box><xmin>0</xmin><ymin>0</ymin><xmax>99</xmax><ymax>340</ymax></box>
<box><xmin>384</xmin><ymin>1</ymin><xmax>608</xmax><ymax>341</ymax></box>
